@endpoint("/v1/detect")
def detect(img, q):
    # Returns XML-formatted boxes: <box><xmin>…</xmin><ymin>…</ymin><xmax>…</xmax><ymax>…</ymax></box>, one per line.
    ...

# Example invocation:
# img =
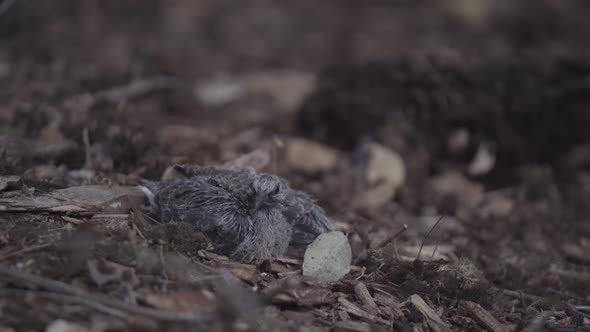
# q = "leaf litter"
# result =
<box><xmin>1</xmin><ymin>1</ymin><xmax>590</xmax><ymax>331</ymax></box>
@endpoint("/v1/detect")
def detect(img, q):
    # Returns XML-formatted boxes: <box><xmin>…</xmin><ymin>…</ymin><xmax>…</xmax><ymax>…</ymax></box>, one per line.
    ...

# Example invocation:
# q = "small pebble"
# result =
<box><xmin>302</xmin><ymin>231</ymin><xmax>351</xmax><ymax>282</ymax></box>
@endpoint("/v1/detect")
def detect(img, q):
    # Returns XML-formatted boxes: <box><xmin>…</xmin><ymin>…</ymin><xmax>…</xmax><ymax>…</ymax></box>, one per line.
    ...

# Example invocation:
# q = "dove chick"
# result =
<box><xmin>139</xmin><ymin>165</ymin><xmax>333</xmax><ymax>264</ymax></box>
<box><xmin>174</xmin><ymin>164</ymin><xmax>334</xmax><ymax>246</ymax></box>
<box><xmin>138</xmin><ymin>174</ymin><xmax>291</xmax><ymax>264</ymax></box>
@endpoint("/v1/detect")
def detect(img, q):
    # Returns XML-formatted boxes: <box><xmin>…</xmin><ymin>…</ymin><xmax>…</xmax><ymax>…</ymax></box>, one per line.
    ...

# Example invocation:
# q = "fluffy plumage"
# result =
<box><xmin>175</xmin><ymin>164</ymin><xmax>334</xmax><ymax>246</ymax></box>
<box><xmin>139</xmin><ymin>176</ymin><xmax>291</xmax><ymax>263</ymax></box>
<box><xmin>139</xmin><ymin>165</ymin><xmax>333</xmax><ymax>263</ymax></box>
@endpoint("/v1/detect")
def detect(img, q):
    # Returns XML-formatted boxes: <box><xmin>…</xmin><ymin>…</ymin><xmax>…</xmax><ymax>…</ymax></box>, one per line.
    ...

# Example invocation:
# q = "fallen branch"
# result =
<box><xmin>0</xmin><ymin>243</ymin><xmax>53</xmax><ymax>261</ymax></box>
<box><xmin>1</xmin><ymin>288</ymin><xmax>128</xmax><ymax>319</ymax></box>
<box><xmin>0</xmin><ymin>265</ymin><xmax>212</xmax><ymax>324</ymax></box>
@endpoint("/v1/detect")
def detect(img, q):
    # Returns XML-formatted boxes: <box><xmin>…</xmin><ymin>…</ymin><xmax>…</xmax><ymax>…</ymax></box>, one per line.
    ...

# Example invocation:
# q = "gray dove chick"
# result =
<box><xmin>174</xmin><ymin>164</ymin><xmax>334</xmax><ymax>247</ymax></box>
<box><xmin>138</xmin><ymin>174</ymin><xmax>292</xmax><ymax>264</ymax></box>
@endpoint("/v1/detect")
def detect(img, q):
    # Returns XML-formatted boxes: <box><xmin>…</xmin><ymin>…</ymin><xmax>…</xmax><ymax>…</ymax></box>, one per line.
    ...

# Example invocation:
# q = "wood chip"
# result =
<box><xmin>374</xmin><ymin>292</ymin><xmax>404</xmax><ymax>318</ymax></box>
<box><xmin>464</xmin><ymin>301</ymin><xmax>512</xmax><ymax>332</ymax></box>
<box><xmin>260</xmin><ymin>257</ymin><xmax>301</xmax><ymax>274</ymax></box>
<box><xmin>338</xmin><ymin>297</ymin><xmax>389</xmax><ymax>325</ymax></box>
<box><xmin>353</xmin><ymin>283</ymin><xmax>379</xmax><ymax>316</ymax></box>
<box><xmin>409</xmin><ymin>294</ymin><xmax>451</xmax><ymax>332</ymax></box>
<box><xmin>338</xmin><ymin>310</ymin><xmax>352</xmax><ymax>321</ymax></box>
<box><xmin>333</xmin><ymin>321</ymin><xmax>371</xmax><ymax>332</ymax></box>
<box><xmin>61</xmin><ymin>216</ymin><xmax>85</xmax><ymax>225</ymax></box>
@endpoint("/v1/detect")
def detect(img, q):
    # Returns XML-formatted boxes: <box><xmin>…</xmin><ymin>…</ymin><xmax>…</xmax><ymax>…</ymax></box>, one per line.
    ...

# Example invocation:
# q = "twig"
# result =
<box><xmin>376</xmin><ymin>224</ymin><xmax>408</xmax><ymax>250</ymax></box>
<box><xmin>409</xmin><ymin>294</ymin><xmax>451</xmax><ymax>332</ymax></box>
<box><xmin>93</xmin><ymin>77</ymin><xmax>191</xmax><ymax>104</ymax></box>
<box><xmin>353</xmin><ymin>266</ymin><xmax>366</xmax><ymax>280</ymax></box>
<box><xmin>272</xmin><ymin>256</ymin><xmax>303</xmax><ymax>265</ymax></box>
<box><xmin>522</xmin><ymin>311</ymin><xmax>555</xmax><ymax>332</ymax></box>
<box><xmin>518</xmin><ymin>290</ymin><xmax>528</xmax><ymax>313</ymax></box>
<box><xmin>497</xmin><ymin>288</ymin><xmax>543</xmax><ymax>302</ymax></box>
<box><xmin>0</xmin><ymin>265</ymin><xmax>211</xmax><ymax>324</ymax></box>
<box><xmin>0</xmin><ymin>288</ymin><xmax>128</xmax><ymax>319</ymax></box>
<box><xmin>568</xmin><ymin>304</ymin><xmax>590</xmax><ymax>320</ymax></box>
<box><xmin>464</xmin><ymin>300</ymin><xmax>511</xmax><ymax>332</ymax></box>
<box><xmin>417</xmin><ymin>214</ymin><xmax>446</xmax><ymax>260</ymax></box>
<box><xmin>277</xmin><ymin>269</ymin><xmax>302</xmax><ymax>278</ymax></box>
<box><xmin>0</xmin><ymin>243</ymin><xmax>52</xmax><ymax>261</ymax></box>
<box><xmin>338</xmin><ymin>297</ymin><xmax>389</xmax><ymax>325</ymax></box>
<box><xmin>353</xmin><ymin>224</ymin><xmax>407</xmax><ymax>265</ymax></box>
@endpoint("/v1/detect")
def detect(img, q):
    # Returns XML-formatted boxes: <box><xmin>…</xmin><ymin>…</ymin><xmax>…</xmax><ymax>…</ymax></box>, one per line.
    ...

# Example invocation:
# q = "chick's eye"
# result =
<box><xmin>271</xmin><ymin>186</ymin><xmax>280</xmax><ymax>195</ymax></box>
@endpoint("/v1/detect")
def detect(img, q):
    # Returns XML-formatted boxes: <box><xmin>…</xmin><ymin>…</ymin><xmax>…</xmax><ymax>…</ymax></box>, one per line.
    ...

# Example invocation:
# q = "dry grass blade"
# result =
<box><xmin>417</xmin><ymin>214</ymin><xmax>446</xmax><ymax>260</ymax></box>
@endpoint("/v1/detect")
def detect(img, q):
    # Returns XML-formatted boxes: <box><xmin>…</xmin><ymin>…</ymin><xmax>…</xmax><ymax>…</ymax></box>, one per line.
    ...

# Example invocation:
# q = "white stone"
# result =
<box><xmin>302</xmin><ymin>231</ymin><xmax>351</xmax><ymax>283</ymax></box>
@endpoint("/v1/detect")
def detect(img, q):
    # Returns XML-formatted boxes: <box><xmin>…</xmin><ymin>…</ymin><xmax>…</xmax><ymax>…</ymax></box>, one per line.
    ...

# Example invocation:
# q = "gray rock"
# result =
<box><xmin>302</xmin><ymin>231</ymin><xmax>351</xmax><ymax>283</ymax></box>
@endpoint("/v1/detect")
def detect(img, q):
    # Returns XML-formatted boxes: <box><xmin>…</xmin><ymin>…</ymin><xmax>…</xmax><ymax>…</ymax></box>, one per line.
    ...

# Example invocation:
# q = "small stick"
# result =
<box><xmin>417</xmin><ymin>214</ymin><xmax>445</xmax><ymax>260</ymax></box>
<box><xmin>464</xmin><ymin>300</ymin><xmax>511</xmax><ymax>332</ymax></box>
<box><xmin>1</xmin><ymin>288</ymin><xmax>128</xmax><ymax>319</ymax></box>
<box><xmin>353</xmin><ymin>224</ymin><xmax>407</xmax><ymax>265</ymax></box>
<box><xmin>376</xmin><ymin>224</ymin><xmax>408</xmax><ymax>250</ymax></box>
<box><xmin>497</xmin><ymin>288</ymin><xmax>543</xmax><ymax>302</ymax></box>
<box><xmin>0</xmin><ymin>243</ymin><xmax>52</xmax><ymax>261</ymax></box>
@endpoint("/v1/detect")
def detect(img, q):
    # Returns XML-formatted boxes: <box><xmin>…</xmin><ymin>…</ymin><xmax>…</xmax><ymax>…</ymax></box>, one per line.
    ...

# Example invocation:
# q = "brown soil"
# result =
<box><xmin>0</xmin><ymin>1</ymin><xmax>589</xmax><ymax>331</ymax></box>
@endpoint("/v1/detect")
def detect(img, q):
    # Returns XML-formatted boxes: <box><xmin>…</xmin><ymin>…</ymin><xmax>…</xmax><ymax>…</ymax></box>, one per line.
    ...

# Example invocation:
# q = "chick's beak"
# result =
<box><xmin>254</xmin><ymin>194</ymin><xmax>266</xmax><ymax>211</ymax></box>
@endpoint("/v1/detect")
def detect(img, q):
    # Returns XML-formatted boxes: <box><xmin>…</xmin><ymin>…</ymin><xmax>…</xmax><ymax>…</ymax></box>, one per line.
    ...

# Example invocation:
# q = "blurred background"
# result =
<box><xmin>1</xmin><ymin>0</ymin><xmax>590</xmax><ymax>329</ymax></box>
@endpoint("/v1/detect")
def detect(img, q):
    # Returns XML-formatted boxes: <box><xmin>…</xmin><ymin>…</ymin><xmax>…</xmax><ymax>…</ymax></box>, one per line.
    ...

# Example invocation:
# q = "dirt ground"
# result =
<box><xmin>1</xmin><ymin>1</ymin><xmax>590</xmax><ymax>331</ymax></box>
